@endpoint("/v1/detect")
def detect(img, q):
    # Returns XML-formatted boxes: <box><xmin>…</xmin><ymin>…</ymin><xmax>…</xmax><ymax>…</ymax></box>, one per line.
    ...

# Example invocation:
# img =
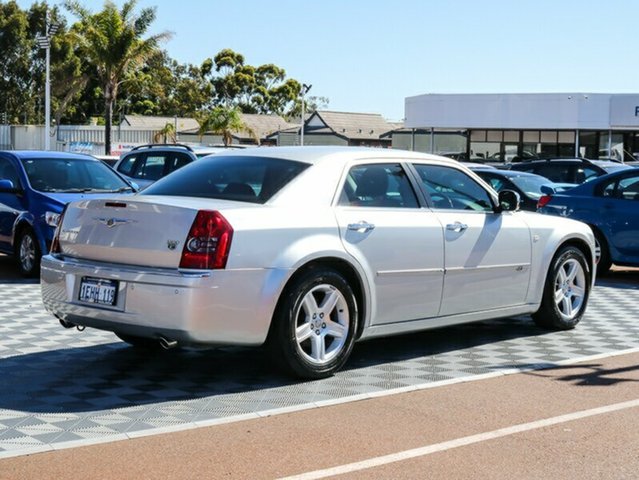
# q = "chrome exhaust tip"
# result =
<box><xmin>158</xmin><ymin>336</ymin><xmax>178</xmax><ymax>350</ymax></box>
<box><xmin>58</xmin><ymin>318</ymin><xmax>76</xmax><ymax>329</ymax></box>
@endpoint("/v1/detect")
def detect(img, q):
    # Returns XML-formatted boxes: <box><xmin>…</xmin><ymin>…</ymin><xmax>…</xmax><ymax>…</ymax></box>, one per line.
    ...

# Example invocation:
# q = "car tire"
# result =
<box><xmin>16</xmin><ymin>228</ymin><xmax>41</xmax><ymax>278</ymax></box>
<box><xmin>593</xmin><ymin>230</ymin><xmax>612</xmax><ymax>276</ymax></box>
<box><xmin>532</xmin><ymin>246</ymin><xmax>590</xmax><ymax>330</ymax></box>
<box><xmin>115</xmin><ymin>333</ymin><xmax>164</xmax><ymax>350</ymax></box>
<box><xmin>268</xmin><ymin>267</ymin><xmax>358</xmax><ymax>379</ymax></box>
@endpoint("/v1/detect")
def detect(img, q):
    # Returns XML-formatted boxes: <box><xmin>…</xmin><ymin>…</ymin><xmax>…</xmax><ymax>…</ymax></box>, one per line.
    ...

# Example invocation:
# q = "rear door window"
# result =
<box><xmin>132</xmin><ymin>154</ymin><xmax>166</xmax><ymax>181</ymax></box>
<box><xmin>338</xmin><ymin>164</ymin><xmax>419</xmax><ymax>208</ymax></box>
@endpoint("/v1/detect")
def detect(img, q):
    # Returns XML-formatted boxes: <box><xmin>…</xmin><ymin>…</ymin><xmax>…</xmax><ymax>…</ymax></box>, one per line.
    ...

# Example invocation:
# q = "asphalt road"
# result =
<box><xmin>1</xmin><ymin>254</ymin><xmax>638</xmax><ymax>479</ymax></box>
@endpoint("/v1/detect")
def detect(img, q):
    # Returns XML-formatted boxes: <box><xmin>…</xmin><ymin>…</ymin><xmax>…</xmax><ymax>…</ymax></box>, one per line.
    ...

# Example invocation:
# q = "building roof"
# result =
<box><xmin>122</xmin><ymin>115</ymin><xmax>199</xmax><ymax>132</ymax></box>
<box><xmin>237</xmin><ymin>113</ymin><xmax>298</xmax><ymax>140</ymax></box>
<box><xmin>307</xmin><ymin>111</ymin><xmax>400</xmax><ymax>140</ymax></box>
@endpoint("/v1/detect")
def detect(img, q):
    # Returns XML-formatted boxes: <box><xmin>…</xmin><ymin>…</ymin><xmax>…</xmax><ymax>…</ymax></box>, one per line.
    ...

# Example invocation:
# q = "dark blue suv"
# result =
<box><xmin>0</xmin><ymin>151</ymin><xmax>136</xmax><ymax>276</ymax></box>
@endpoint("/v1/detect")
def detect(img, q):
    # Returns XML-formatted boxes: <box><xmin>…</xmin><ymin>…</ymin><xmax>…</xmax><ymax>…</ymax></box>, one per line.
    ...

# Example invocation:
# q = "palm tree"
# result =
<box><xmin>197</xmin><ymin>106</ymin><xmax>257</xmax><ymax>146</ymax></box>
<box><xmin>64</xmin><ymin>0</ymin><xmax>172</xmax><ymax>154</ymax></box>
<box><xmin>153</xmin><ymin>122</ymin><xmax>176</xmax><ymax>144</ymax></box>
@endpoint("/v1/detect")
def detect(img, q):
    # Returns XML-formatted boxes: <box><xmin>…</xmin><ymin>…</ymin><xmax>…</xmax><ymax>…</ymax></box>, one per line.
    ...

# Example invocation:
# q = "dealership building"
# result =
<box><xmin>399</xmin><ymin>93</ymin><xmax>639</xmax><ymax>162</ymax></box>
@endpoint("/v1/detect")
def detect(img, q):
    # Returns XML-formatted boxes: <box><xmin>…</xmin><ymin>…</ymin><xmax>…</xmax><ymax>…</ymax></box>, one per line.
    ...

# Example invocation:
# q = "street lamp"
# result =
<box><xmin>300</xmin><ymin>83</ymin><xmax>312</xmax><ymax>146</ymax></box>
<box><xmin>36</xmin><ymin>18</ymin><xmax>59</xmax><ymax>150</ymax></box>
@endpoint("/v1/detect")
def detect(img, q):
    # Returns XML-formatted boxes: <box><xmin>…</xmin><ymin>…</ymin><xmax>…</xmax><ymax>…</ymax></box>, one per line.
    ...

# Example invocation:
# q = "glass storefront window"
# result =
<box><xmin>599</xmin><ymin>133</ymin><xmax>624</xmax><ymax>161</ymax></box>
<box><xmin>470</xmin><ymin>142</ymin><xmax>500</xmax><ymax>160</ymax></box>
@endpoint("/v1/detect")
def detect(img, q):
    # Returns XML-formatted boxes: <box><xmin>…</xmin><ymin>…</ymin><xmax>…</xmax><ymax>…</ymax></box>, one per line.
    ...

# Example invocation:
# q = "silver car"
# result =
<box><xmin>41</xmin><ymin>147</ymin><xmax>596</xmax><ymax>378</ymax></box>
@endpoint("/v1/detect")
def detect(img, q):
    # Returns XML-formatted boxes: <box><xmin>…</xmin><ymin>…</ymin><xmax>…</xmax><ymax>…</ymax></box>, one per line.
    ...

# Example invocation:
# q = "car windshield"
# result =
<box><xmin>142</xmin><ymin>155</ymin><xmax>310</xmax><ymax>204</ymax></box>
<box><xmin>21</xmin><ymin>157</ymin><xmax>133</xmax><ymax>193</ymax></box>
<box><xmin>506</xmin><ymin>174</ymin><xmax>552</xmax><ymax>199</ymax></box>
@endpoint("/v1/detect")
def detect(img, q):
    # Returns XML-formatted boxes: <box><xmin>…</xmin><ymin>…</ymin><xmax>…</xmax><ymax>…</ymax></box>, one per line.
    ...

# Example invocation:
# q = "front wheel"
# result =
<box><xmin>16</xmin><ymin>228</ymin><xmax>41</xmax><ymax>277</ymax></box>
<box><xmin>268</xmin><ymin>268</ymin><xmax>358</xmax><ymax>379</ymax></box>
<box><xmin>532</xmin><ymin>246</ymin><xmax>590</xmax><ymax>330</ymax></box>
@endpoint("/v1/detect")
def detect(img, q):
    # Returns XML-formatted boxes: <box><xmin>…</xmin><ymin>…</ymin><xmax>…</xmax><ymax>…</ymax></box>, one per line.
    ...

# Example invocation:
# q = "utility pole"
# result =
<box><xmin>300</xmin><ymin>83</ymin><xmax>312</xmax><ymax>146</ymax></box>
<box><xmin>36</xmin><ymin>14</ymin><xmax>59</xmax><ymax>150</ymax></box>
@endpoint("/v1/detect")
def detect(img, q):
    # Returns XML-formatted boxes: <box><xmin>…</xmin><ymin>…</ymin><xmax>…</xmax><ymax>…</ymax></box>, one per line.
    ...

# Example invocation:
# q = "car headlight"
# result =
<box><xmin>45</xmin><ymin>211</ymin><xmax>61</xmax><ymax>227</ymax></box>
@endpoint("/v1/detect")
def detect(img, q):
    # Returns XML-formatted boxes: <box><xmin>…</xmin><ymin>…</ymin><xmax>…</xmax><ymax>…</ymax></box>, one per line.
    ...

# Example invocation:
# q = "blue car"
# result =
<box><xmin>0</xmin><ymin>151</ymin><xmax>136</xmax><ymax>276</ymax></box>
<box><xmin>538</xmin><ymin>168</ymin><xmax>639</xmax><ymax>275</ymax></box>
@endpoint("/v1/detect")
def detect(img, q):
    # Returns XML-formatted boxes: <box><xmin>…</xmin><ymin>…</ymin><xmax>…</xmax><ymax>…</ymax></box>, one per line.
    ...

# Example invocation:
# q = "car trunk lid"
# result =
<box><xmin>56</xmin><ymin>196</ymin><xmax>243</xmax><ymax>269</ymax></box>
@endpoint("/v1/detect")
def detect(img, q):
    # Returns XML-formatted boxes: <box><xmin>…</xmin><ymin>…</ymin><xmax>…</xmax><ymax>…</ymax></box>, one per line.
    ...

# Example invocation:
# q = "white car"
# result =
<box><xmin>41</xmin><ymin>147</ymin><xmax>596</xmax><ymax>378</ymax></box>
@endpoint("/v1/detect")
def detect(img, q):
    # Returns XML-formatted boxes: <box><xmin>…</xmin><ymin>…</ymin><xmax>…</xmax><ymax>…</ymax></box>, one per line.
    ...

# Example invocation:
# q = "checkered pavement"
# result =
<box><xmin>1</xmin><ymin>279</ymin><xmax>639</xmax><ymax>457</ymax></box>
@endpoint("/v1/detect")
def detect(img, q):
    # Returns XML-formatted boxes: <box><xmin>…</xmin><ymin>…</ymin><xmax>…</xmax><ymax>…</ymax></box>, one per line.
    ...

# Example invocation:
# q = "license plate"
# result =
<box><xmin>79</xmin><ymin>277</ymin><xmax>118</xmax><ymax>306</ymax></box>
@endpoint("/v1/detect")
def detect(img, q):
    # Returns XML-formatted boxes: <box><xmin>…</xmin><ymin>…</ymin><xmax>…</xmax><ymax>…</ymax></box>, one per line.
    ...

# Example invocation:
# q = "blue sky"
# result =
<box><xmin>18</xmin><ymin>0</ymin><xmax>639</xmax><ymax>121</ymax></box>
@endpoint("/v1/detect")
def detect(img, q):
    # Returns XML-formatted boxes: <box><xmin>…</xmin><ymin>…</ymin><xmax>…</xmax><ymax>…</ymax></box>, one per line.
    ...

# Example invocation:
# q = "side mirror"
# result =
<box><xmin>0</xmin><ymin>179</ymin><xmax>20</xmax><ymax>193</ymax></box>
<box><xmin>498</xmin><ymin>190</ymin><xmax>520</xmax><ymax>212</ymax></box>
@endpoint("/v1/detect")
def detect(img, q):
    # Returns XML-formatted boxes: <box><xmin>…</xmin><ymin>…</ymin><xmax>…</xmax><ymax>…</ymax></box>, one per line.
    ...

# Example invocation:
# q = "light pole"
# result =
<box><xmin>36</xmin><ymin>18</ymin><xmax>58</xmax><ymax>150</ymax></box>
<box><xmin>300</xmin><ymin>83</ymin><xmax>312</xmax><ymax>146</ymax></box>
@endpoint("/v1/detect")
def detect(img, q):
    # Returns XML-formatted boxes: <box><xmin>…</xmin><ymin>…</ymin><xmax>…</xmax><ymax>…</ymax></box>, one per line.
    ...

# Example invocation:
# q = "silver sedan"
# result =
<box><xmin>41</xmin><ymin>147</ymin><xmax>596</xmax><ymax>378</ymax></box>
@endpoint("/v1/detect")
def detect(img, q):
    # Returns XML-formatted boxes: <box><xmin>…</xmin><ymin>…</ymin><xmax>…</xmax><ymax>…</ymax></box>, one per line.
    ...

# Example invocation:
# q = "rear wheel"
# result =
<box><xmin>593</xmin><ymin>230</ymin><xmax>612</xmax><ymax>276</ymax></box>
<box><xmin>533</xmin><ymin>246</ymin><xmax>590</xmax><ymax>330</ymax></box>
<box><xmin>268</xmin><ymin>267</ymin><xmax>358</xmax><ymax>379</ymax></box>
<box><xmin>16</xmin><ymin>228</ymin><xmax>41</xmax><ymax>277</ymax></box>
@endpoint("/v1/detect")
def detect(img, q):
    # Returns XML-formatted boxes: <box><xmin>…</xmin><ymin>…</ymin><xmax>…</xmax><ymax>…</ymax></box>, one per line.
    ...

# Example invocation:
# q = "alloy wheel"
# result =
<box><xmin>19</xmin><ymin>233</ymin><xmax>36</xmax><ymax>274</ymax></box>
<box><xmin>553</xmin><ymin>257</ymin><xmax>586</xmax><ymax>321</ymax></box>
<box><xmin>294</xmin><ymin>284</ymin><xmax>350</xmax><ymax>366</ymax></box>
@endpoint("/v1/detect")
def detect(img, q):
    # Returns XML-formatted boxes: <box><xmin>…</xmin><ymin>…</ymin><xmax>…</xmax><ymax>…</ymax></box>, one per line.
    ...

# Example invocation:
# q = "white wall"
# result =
<box><xmin>404</xmin><ymin>93</ymin><xmax>625</xmax><ymax>130</ymax></box>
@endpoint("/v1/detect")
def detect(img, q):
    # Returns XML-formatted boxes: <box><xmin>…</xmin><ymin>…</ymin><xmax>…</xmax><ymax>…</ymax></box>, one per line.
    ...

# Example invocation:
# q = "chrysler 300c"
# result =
<box><xmin>41</xmin><ymin>147</ymin><xmax>595</xmax><ymax>378</ymax></box>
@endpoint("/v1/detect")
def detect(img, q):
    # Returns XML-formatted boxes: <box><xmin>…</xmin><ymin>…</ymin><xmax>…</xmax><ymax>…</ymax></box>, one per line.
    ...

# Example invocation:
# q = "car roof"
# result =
<box><xmin>1</xmin><ymin>150</ymin><xmax>100</xmax><ymax>161</ymax></box>
<box><xmin>478</xmin><ymin>168</ymin><xmax>543</xmax><ymax>178</ymax></box>
<box><xmin>205</xmin><ymin>146</ymin><xmax>458</xmax><ymax>166</ymax></box>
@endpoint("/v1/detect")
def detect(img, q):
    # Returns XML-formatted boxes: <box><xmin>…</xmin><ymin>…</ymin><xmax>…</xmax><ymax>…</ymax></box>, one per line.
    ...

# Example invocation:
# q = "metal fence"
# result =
<box><xmin>0</xmin><ymin>125</ymin><xmax>11</xmax><ymax>149</ymax></box>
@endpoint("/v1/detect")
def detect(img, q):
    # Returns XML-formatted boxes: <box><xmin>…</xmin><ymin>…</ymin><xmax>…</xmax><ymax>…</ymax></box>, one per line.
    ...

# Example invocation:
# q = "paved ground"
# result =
<box><xmin>1</xmin><ymin>253</ymin><xmax>639</xmax><ymax>466</ymax></box>
<box><xmin>3</xmin><ymin>345</ymin><xmax>639</xmax><ymax>479</ymax></box>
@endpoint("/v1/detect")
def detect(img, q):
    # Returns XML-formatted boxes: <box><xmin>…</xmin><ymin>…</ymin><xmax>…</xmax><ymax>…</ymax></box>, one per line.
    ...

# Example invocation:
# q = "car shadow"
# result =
<box><xmin>0</xmin><ymin>253</ymin><xmax>38</xmax><ymax>285</ymax></box>
<box><xmin>0</xmin><ymin>316</ymin><xmax>555</xmax><ymax>414</ymax></box>
<box><xmin>517</xmin><ymin>362</ymin><xmax>639</xmax><ymax>387</ymax></box>
<box><xmin>597</xmin><ymin>267</ymin><xmax>639</xmax><ymax>290</ymax></box>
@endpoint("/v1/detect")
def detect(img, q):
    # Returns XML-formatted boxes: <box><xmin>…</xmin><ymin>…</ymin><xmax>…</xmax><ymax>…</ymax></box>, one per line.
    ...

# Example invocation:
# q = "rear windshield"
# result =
<box><xmin>141</xmin><ymin>155</ymin><xmax>310</xmax><ymax>204</ymax></box>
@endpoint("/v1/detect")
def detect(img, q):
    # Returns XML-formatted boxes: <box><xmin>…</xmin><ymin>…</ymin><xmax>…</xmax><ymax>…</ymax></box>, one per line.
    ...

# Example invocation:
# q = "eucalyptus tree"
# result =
<box><xmin>211</xmin><ymin>48</ymin><xmax>305</xmax><ymax>118</ymax></box>
<box><xmin>64</xmin><ymin>0</ymin><xmax>171</xmax><ymax>154</ymax></box>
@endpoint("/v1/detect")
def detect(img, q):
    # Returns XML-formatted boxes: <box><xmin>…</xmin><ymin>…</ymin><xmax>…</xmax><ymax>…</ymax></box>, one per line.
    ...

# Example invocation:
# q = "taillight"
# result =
<box><xmin>50</xmin><ymin>205</ymin><xmax>68</xmax><ymax>254</ymax></box>
<box><xmin>179</xmin><ymin>210</ymin><xmax>233</xmax><ymax>269</ymax></box>
<box><xmin>537</xmin><ymin>195</ymin><xmax>553</xmax><ymax>209</ymax></box>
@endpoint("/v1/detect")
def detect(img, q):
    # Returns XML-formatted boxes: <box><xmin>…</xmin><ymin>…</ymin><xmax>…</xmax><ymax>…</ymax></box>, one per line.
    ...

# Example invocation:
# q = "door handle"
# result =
<box><xmin>347</xmin><ymin>221</ymin><xmax>376</xmax><ymax>233</ymax></box>
<box><xmin>446</xmin><ymin>222</ymin><xmax>468</xmax><ymax>233</ymax></box>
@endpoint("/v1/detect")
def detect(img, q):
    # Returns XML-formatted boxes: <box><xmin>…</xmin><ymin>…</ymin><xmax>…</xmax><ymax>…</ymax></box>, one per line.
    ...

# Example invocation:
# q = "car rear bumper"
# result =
<box><xmin>41</xmin><ymin>254</ymin><xmax>289</xmax><ymax>346</ymax></box>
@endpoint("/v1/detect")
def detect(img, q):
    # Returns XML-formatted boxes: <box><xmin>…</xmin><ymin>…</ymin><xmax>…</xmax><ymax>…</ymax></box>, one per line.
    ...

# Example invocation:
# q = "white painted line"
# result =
<box><xmin>279</xmin><ymin>398</ymin><xmax>639</xmax><ymax>480</ymax></box>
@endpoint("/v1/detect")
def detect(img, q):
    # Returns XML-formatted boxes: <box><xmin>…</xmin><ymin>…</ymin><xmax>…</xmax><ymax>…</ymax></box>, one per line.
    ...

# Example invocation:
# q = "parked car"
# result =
<box><xmin>538</xmin><ymin>168</ymin><xmax>639</xmax><ymax>275</ymax></box>
<box><xmin>113</xmin><ymin>143</ymin><xmax>231</xmax><ymax>189</ymax></box>
<box><xmin>41</xmin><ymin>147</ymin><xmax>595</xmax><ymax>378</ymax></box>
<box><xmin>470</xmin><ymin>168</ymin><xmax>574</xmax><ymax>211</ymax></box>
<box><xmin>509</xmin><ymin>158</ymin><xmax>631</xmax><ymax>184</ymax></box>
<box><xmin>0</xmin><ymin>150</ymin><xmax>137</xmax><ymax>276</ymax></box>
<box><xmin>93</xmin><ymin>154</ymin><xmax>120</xmax><ymax>167</ymax></box>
